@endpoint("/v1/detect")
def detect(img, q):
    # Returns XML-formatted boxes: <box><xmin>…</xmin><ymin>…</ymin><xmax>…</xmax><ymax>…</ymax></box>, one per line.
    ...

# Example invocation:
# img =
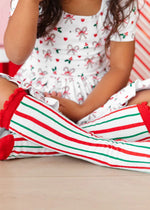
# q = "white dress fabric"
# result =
<box><xmin>2</xmin><ymin>0</ymin><xmax>149</xmax><ymax>124</ymax></box>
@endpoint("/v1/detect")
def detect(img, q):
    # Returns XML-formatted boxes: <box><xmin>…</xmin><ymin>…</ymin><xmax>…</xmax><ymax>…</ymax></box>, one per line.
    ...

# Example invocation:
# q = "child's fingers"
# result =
<box><xmin>44</xmin><ymin>91</ymin><xmax>62</xmax><ymax>98</ymax></box>
<box><xmin>44</xmin><ymin>92</ymin><xmax>50</xmax><ymax>97</ymax></box>
<box><xmin>51</xmin><ymin>91</ymin><xmax>62</xmax><ymax>97</ymax></box>
<box><xmin>57</xmin><ymin>92</ymin><xmax>62</xmax><ymax>97</ymax></box>
<box><xmin>51</xmin><ymin>91</ymin><xmax>57</xmax><ymax>97</ymax></box>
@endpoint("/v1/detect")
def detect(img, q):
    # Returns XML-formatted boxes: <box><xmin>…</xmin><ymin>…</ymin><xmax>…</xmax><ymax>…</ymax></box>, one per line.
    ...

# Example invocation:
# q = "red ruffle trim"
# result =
<box><xmin>0</xmin><ymin>88</ymin><xmax>27</xmax><ymax>129</ymax></box>
<box><xmin>137</xmin><ymin>102</ymin><xmax>150</xmax><ymax>133</ymax></box>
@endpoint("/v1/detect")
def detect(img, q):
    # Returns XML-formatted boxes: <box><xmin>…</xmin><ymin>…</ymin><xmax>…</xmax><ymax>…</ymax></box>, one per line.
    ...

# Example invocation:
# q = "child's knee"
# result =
<box><xmin>0</xmin><ymin>78</ymin><xmax>18</xmax><ymax>110</ymax></box>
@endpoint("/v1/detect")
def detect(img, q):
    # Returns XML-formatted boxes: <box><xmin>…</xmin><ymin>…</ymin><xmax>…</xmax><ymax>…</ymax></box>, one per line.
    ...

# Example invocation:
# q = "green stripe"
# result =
<box><xmin>14</xmin><ymin>146</ymin><xmax>43</xmax><ymax>148</ymax></box>
<box><xmin>8</xmin><ymin>155</ymin><xmax>16</xmax><ymax>158</ymax></box>
<box><xmin>112</xmin><ymin>131</ymin><xmax>149</xmax><ymax>140</ymax></box>
<box><xmin>10</xmin><ymin>120</ymin><xmax>150</xmax><ymax>164</ymax></box>
<box><xmin>82</xmin><ymin>113</ymin><xmax>140</xmax><ymax>129</ymax></box>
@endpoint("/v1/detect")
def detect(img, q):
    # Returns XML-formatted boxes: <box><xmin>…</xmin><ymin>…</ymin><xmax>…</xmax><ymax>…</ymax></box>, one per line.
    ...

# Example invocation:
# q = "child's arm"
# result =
<box><xmin>53</xmin><ymin>40</ymin><xmax>135</xmax><ymax>122</ymax></box>
<box><xmin>4</xmin><ymin>0</ymin><xmax>39</xmax><ymax>65</ymax></box>
<box><xmin>81</xmin><ymin>41</ymin><xmax>135</xmax><ymax>116</ymax></box>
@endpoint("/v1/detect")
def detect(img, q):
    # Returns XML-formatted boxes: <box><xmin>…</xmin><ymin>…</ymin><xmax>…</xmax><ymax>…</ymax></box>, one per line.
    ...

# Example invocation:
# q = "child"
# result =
<box><xmin>0</xmin><ymin>0</ymin><xmax>150</xmax><ymax>172</ymax></box>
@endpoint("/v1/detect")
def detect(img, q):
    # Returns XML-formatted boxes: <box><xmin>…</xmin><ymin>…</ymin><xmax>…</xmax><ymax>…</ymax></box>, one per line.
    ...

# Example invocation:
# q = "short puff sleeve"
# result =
<box><xmin>10</xmin><ymin>0</ymin><xmax>19</xmax><ymax>16</ymax></box>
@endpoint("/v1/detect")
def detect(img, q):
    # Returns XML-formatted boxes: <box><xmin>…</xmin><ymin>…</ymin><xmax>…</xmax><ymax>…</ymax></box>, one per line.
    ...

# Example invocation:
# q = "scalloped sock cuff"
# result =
<box><xmin>0</xmin><ymin>88</ymin><xmax>27</xmax><ymax>129</ymax></box>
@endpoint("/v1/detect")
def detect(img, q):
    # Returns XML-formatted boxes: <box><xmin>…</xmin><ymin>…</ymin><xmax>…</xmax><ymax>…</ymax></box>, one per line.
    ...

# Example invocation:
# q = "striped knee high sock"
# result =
<box><xmin>0</xmin><ymin>127</ymin><xmax>61</xmax><ymax>160</ymax></box>
<box><xmin>7</xmin><ymin>134</ymin><xmax>61</xmax><ymax>160</ymax></box>
<box><xmin>81</xmin><ymin>104</ymin><xmax>150</xmax><ymax>142</ymax></box>
<box><xmin>1</xmin><ymin>88</ymin><xmax>150</xmax><ymax>172</ymax></box>
<box><xmin>0</xmin><ymin>133</ymin><xmax>60</xmax><ymax>160</ymax></box>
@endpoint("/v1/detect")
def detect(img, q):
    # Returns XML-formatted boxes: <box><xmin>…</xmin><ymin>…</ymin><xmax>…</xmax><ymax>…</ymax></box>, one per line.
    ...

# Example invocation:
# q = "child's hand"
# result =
<box><xmin>57</xmin><ymin>98</ymin><xmax>85</xmax><ymax>123</ymax></box>
<box><xmin>44</xmin><ymin>92</ymin><xmax>86</xmax><ymax>122</ymax></box>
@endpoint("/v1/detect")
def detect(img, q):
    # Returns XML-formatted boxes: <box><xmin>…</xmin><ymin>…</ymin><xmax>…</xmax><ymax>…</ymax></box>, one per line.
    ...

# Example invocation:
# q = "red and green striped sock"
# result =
<box><xmin>1</xmin><ymin>88</ymin><xmax>150</xmax><ymax>172</ymax></box>
<box><xmin>82</xmin><ymin>104</ymin><xmax>150</xmax><ymax>142</ymax></box>
<box><xmin>7</xmin><ymin>134</ymin><xmax>61</xmax><ymax>159</ymax></box>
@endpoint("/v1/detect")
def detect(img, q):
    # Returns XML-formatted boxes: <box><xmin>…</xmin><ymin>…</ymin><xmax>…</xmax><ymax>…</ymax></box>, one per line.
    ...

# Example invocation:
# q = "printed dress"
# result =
<box><xmin>5</xmin><ymin>0</ymin><xmax>146</xmax><ymax>123</ymax></box>
<box><xmin>1</xmin><ymin>0</ymin><xmax>150</xmax><ymax>173</ymax></box>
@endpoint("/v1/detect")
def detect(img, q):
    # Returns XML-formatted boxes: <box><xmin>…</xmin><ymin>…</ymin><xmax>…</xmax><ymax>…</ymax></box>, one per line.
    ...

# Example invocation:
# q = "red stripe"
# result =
<box><xmin>136</xmin><ymin>39</ymin><xmax>149</xmax><ymax>55</ymax></box>
<box><xmin>146</xmin><ymin>1</ymin><xmax>150</xmax><ymax>6</ymax></box>
<box><xmin>92</xmin><ymin>122</ymin><xmax>145</xmax><ymax>134</ymax></box>
<box><xmin>139</xmin><ymin>10</ymin><xmax>149</xmax><ymax>23</ymax></box>
<box><xmin>136</xmin><ymin>137</ymin><xmax>150</xmax><ymax>142</ymax></box>
<box><xmin>132</xmin><ymin>67</ymin><xmax>145</xmax><ymax>80</ymax></box>
<box><xmin>10</xmin><ymin>127</ymin><xmax>150</xmax><ymax>170</ymax></box>
<box><xmin>12</xmin><ymin>150</ymin><xmax>59</xmax><ymax>155</ymax></box>
<box><xmin>136</xmin><ymin>23</ymin><xmax>150</xmax><ymax>39</ymax></box>
<box><xmin>135</xmin><ymin>54</ymin><xmax>150</xmax><ymax>70</ymax></box>
<box><xmin>14</xmin><ymin>138</ymin><xmax>27</xmax><ymax>141</ymax></box>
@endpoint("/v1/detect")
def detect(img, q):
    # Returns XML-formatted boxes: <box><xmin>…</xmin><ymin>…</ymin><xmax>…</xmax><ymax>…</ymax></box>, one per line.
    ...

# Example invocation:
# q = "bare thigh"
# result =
<box><xmin>0</xmin><ymin>77</ymin><xmax>18</xmax><ymax>110</ymax></box>
<box><xmin>128</xmin><ymin>89</ymin><xmax>150</xmax><ymax>107</ymax></box>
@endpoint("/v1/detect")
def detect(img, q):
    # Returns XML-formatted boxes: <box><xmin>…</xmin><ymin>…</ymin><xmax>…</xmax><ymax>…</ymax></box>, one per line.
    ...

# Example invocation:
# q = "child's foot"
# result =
<box><xmin>0</xmin><ymin>135</ymin><xmax>14</xmax><ymax>160</ymax></box>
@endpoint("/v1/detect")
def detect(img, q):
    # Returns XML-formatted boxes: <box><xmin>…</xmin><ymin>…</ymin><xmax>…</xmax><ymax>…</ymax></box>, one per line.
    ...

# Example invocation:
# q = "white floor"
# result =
<box><xmin>0</xmin><ymin>156</ymin><xmax>150</xmax><ymax>210</ymax></box>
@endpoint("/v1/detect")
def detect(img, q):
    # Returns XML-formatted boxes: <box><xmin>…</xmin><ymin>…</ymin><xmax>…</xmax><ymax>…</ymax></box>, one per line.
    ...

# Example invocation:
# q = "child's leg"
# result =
<box><xmin>0</xmin><ymin>129</ymin><xmax>61</xmax><ymax>160</ymax></box>
<box><xmin>1</xmin><ymin>87</ymin><xmax>150</xmax><ymax>172</ymax></box>
<box><xmin>0</xmin><ymin>78</ymin><xmax>61</xmax><ymax>160</ymax></box>
<box><xmin>81</xmin><ymin>103</ymin><xmax>150</xmax><ymax>142</ymax></box>
<box><xmin>7</xmin><ymin>133</ymin><xmax>61</xmax><ymax>160</ymax></box>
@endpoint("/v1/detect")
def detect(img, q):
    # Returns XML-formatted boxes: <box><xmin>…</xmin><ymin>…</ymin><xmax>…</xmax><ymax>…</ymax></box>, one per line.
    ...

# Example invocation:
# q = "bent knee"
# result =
<box><xmin>0</xmin><ymin>77</ymin><xmax>18</xmax><ymax>110</ymax></box>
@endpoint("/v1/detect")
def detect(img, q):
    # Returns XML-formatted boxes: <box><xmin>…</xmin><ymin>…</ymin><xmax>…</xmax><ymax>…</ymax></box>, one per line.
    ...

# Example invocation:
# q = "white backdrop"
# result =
<box><xmin>0</xmin><ymin>0</ymin><xmax>10</xmax><ymax>61</ymax></box>
<box><xmin>0</xmin><ymin>0</ymin><xmax>10</xmax><ymax>45</ymax></box>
